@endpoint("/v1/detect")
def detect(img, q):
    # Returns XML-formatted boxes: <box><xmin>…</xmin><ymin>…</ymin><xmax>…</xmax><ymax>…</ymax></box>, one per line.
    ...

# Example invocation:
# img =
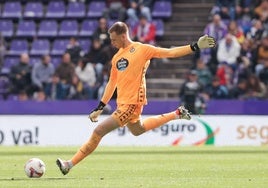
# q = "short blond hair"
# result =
<box><xmin>108</xmin><ymin>22</ymin><xmax>128</xmax><ymax>35</ymax></box>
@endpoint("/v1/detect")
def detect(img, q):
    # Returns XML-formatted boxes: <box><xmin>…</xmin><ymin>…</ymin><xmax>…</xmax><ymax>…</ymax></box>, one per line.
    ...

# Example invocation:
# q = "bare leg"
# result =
<box><xmin>126</xmin><ymin>120</ymin><xmax>146</xmax><ymax>136</ymax></box>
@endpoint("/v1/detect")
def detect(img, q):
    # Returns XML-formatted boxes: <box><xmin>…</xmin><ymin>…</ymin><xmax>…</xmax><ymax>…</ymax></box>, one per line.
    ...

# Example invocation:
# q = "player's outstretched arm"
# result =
<box><xmin>157</xmin><ymin>35</ymin><xmax>216</xmax><ymax>58</ymax></box>
<box><xmin>89</xmin><ymin>101</ymin><xmax>106</xmax><ymax>122</ymax></box>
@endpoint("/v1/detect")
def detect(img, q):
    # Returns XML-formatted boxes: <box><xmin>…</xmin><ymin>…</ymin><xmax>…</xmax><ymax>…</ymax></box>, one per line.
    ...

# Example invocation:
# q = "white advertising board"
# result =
<box><xmin>0</xmin><ymin>115</ymin><xmax>267</xmax><ymax>146</ymax></box>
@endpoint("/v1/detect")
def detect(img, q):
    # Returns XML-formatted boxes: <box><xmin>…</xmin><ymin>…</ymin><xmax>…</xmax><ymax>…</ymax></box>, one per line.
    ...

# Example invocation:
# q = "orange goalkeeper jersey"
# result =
<box><xmin>101</xmin><ymin>42</ymin><xmax>192</xmax><ymax>105</ymax></box>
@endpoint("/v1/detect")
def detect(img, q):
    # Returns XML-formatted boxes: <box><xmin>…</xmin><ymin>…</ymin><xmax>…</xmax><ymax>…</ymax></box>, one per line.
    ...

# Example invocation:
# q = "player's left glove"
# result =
<box><xmin>88</xmin><ymin>101</ymin><xmax>106</xmax><ymax>122</ymax></box>
<box><xmin>190</xmin><ymin>35</ymin><xmax>216</xmax><ymax>51</ymax></box>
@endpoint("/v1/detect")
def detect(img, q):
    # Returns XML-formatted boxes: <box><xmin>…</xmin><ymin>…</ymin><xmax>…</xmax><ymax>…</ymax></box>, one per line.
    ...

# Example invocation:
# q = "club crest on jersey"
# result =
<box><xmin>129</xmin><ymin>47</ymin><xmax>135</xmax><ymax>53</ymax></box>
<box><xmin>116</xmin><ymin>58</ymin><xmax>129</xmax><ymax>71</ymax></box>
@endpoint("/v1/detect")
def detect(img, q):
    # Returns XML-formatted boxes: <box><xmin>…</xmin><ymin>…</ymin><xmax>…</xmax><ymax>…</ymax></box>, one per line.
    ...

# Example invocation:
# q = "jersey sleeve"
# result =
<box><xmin>143</xmin><ymin>44</ymin><xmax>193</xmax><ymax>59</ymax></box>
<box><xmin>101</xmin><ymin>62</ymin><xmax>117</xmax><ymax>104</ymax></box>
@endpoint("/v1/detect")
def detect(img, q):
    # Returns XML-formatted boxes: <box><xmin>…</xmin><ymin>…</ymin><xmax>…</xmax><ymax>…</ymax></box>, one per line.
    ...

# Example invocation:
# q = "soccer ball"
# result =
<box><xmin>24</xmin><ymin>158</ymin><xmax>46</xmax><ymax>178</ymax></box>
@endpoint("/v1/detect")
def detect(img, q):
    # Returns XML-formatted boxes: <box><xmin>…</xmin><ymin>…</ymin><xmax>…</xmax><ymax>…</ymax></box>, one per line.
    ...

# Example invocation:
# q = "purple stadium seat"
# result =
<box><xmin>108</xmin><ymin>20</ymin><xmax>117</xmax><ymax>28</ymax></box>
<box><xmin>30</xmin><ymin>57</ymin><xmax>41</xmax><ymax>65</ymax></box>
<box><xmin>2</xmin><ymin>56</ymin><xmax>19</xmax><ymax>74</ymax></box>
<box><xmin>126</xmin><ymin>19</ymin><xmax>138</xmax><ymax>31</ymax></box>
<box><xmin>66</xmin><ymin>2</ymin><xmax>86</xmax><ymax>18</ymax></box>
<box><xmin>0</xmin><ymin>20</ymin><xmax>14</xmax><ymax>37</ymax></box>
<box><xmin>2</xmin><ymin>1</ymin><xmax>22</xmax><ymax>18</ymax></box>
<box><xmin>45</xmin><ymin>1</ymin><xmax>65</xmax><ymax>18</ymax></box>
<box><xmin>87</xmin><ymin>1</ymin><xmax>106</xmax><ymax>18</ymax></box>
<box><xmin>237</xmin><ymin>19</ymin><xmax>252</xmax><ymax>33</ymax></box>
<box><xmin>79</xmin><ymin>20</ymin><xmax>98</xmax><ymax>37</ymax></box>
<box><xmin>78</xmin><ymin>39</ymin><xmax>91</xmax><ymax>53</ymax></box>
<box><xmin>0</xmin><ymin>75</ymin><xmax>10</xmax><ymax>99</ymax></box>
<box><xmin>152</xmin><ymin>1</ymin><xmax>172</xmax><ymax>18</ymax></box>
<box><xmin>152</xmin><ymin>19</ymin><xmax>164</xmax><ymax>37</ymax></box>
<box><xmin>58</xmin><ymin>20</ymin><xmax>78</xmax><ymax>36</ymax></box>
<box><xmin>51</xmin><ymin>55</ymin><xmax>62</xmax><ymax>68</ymax></box>
<box><xmin>16</xmin><ymin>20</ymin><xmax>36</xmax><ymax>37</ymax></box>
<box><xmin>8</xmin><ymin>39</ymin><xmax>28</xmax><ymax>55</ymax></box>
<box><xmin>24</xmin><ymin>2</ymin><xmax>44</xmax><ymax>18</ymax></box>
<box><xmin>51</xmin><ymin>39</ymin><xmax>69</xmax><ymax>55</ymax></box>
<box><xmin>38</xmin><ymin>20</ymin><xmax>58</xmax><ymax>37</ymax></box>
<box><xmin>30</xmin><ymin>39</ymin><xmax>50</xmax><ymax>55</ymax></box>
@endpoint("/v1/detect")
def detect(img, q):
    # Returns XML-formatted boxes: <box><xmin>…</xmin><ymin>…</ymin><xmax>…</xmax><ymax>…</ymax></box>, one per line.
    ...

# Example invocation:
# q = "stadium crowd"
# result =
<box><xmin>0</xmin><ymin>0</ymin><xmax>157</xmax><ymax>101</ymax></box>
<box><xmin>1</xmin><ymin>0</ymin><xmax>268</xmax><ymax>106</ymax></box>
<box><xmin>180</xmin><ymin>0</ymin><xmax>268</xmax><ymax>114</ymax></box>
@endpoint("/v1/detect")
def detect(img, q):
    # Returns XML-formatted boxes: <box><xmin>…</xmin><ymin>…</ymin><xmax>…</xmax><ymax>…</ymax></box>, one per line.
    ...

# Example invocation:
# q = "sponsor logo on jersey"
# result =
<box><xmin>116</xmin><ymin>58</ymin><xmax>129</xmax><ymax>71</ymax></box>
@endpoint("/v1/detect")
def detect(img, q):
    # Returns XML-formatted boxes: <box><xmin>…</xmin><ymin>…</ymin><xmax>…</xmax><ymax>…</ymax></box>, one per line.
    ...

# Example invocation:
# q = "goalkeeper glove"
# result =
<box><xmin>190</xmin><ymin>35</ymin><xmax>216</xmax><ymax>51</ymax></box>
<box><xmin>88</xmin><ymin>101</ymin><xmax>106</xmax><ymax>122</ymax></box>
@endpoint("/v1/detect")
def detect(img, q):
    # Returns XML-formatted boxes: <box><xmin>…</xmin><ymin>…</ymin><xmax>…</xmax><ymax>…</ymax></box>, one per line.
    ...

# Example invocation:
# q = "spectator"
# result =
<box><xmin>31</xmin><ymin>55</ymin><xmax>55</xmax><ymax>91</ymax></box>
<box><xmin>255</xmin><ymin>36</ymin><xmax>268</xmax><ymax>75</ymax></box>
<box><xmin>201</xmin><ymin>14</ymin><xmax>227</xmax><ymax>66</ymax></box>
<box><xmin>68</xmin><ymin>74</ymin><xmax>84</xmax><ymax>100</ymax></box>
<box><xmin>254</xmin><ymin>0</ymin><xmax>268</xmax><ymax>22</ymax></box>
<box><xmin>33</xmin><ymin>90</ymin><xmax>47</xmax><ymax>101</ymax></box>
<box><xmin>235</xmin><ymin>0</ymin><xmax>252</xmax><ymax>20</ymax></box>
<box><xmin>246</xmin><ymin>19</ymin><xmax>266</xmax><ymax>49</ymax></box>
<box><xmin>75</xmin><ymin>58</ymin><xmax>98</xmax><ymax>99</ymax></box>
<box><xmin>100</xmin><ymin>43</ymin><xmax>118</xmax><ymax>69</ymax></box>
<box><xmin>9</xmin><ymin>53</ymin><xmax>32</xmax><ymax>95</ymax></box>
<box><xmin>214</xmin><ymin>0</ymin><xmax>236</xmax><ymax>20</ymax></box>
<box><xmin>44</xmin><ymin>74</ymin><xmax>68</xmax><ymax>100</ymax></box>
<box><xmin>97</xmin><ymin>66</ymin><xmax>110</xmax><ymax>100</ymax></box>
<box><xmin>217</xmin><ymin>33</ymin><xmax>241</xmax><ymax>70</ymax></box>
<box><xmin>103</xmin><ymin>0</ymin><xmax>128</xmax><ymax>21</ymax></box>
<box><xmin>85</xmin><ymin>38</ymin><xmax>106</xmax><ymax>77</ymax></box>
<box><xmin>132</xmin><ymin>15</ymin><xmax>156</xmax><ymax>44</ymax></box>
<box><xmin>0</xmin><ymin>33</ymin><xmax>6</xmax><ymax>71</ymax></box>
<box><xmin>65</xmin><ymin>37</ymin><xmax>84</xmax><ymax>65</ymax></box>
<box><xmin>195</xmin><ymin>58</ymin><xmax>212</xmax><ymax>88</ymax></box>
<box><xmin>246</xmin><ymin>73</ymin><xmax>267</xmax><ymax>99</ymax></box>
<box><xmin>259</xmin><ymin>60</ymin><xmax>268</xmax><ymax>85</ymax></box>
<box><xmin>228</xmin><ymin>20</ymin><xmax>245</xmax><ymax>44</ymax></box>
<box><xmin>179</xmin><ymin>70</ymin><xmax>204</xmax><ymax>114</ymax></box>
<box><xmin>229</xmin><ymin>78</ymin><xmax>248</xmax><ymax>99</ymax></box>
<box><xmin>92</xmin><ymin>17</ymin><xmax>111</xmax><ymax>48</ymax></box>
<box><xmin>205</xmin><ymin>76</ymin><xmax>229</xmax><ymax>99</ymax></box>
<box><xmin>0</xmin><ymin>75</ymin><xmax>10</xmax><ymax>100</ymax></box>
<box><xmin>127</xmin><ymin>0</ymin><xmax>153</xmax><ymax>22</ymax></box>
<box><xmin>204</xmin><ymin>14</ymin><xmax>228</xmax><ymax>42</ymax></box>
<box><xmin>55</xmin><ymin>53</ymin><xmax>75</xmax><ymax>85</ymax></box>
<box><xmin>216</xmin><ymin>62</ymin><xmax>234</xmax><ymax>89</ymax></box>
<box><xmin>233</xmin><ymin>38</ymin><xmax>253</xmax><ymax>84</ymax></box>
<box><xmin>17</xmin><ymin>90</ymin><xmax>29</xmax><ymax>101</ymax></box>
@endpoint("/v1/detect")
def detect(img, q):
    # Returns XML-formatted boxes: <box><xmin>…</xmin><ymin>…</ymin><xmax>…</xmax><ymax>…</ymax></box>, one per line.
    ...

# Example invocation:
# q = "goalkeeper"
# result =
<box><xmin>56</xmin><ymin>22</ymin><xmax>215</xmax><ymax>175</ymax></box>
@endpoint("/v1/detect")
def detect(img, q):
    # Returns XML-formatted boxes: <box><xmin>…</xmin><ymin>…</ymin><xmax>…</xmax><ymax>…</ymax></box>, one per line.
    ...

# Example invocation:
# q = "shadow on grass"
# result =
<box><xmin>0</xmin><ymin>177</ymin><xmax>78</xmax><ymax>181</ymax></box>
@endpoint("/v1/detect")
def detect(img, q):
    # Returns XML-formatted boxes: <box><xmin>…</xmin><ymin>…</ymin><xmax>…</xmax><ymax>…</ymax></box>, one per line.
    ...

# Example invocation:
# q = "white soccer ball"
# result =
<box><xmin>24</xmin><ymin>158</ymin><xmax>46</xmax><ymax>178</ymax></box>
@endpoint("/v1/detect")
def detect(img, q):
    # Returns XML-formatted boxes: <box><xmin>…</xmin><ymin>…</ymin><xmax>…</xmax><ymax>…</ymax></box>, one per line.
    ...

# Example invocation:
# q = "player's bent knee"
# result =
<box><xmin>130</xmin><ymin>130</ymin><xmax>144</xmax><ymax>136</ymax></box>
<box><xmin>93</xmin><ymin>128</ymin><xmax>105</xmax><ymax>138</ymax></box>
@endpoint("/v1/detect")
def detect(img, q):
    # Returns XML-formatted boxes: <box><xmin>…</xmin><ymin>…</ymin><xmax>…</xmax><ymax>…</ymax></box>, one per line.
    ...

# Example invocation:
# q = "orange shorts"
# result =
<box><xmin>111</xmin><ymin>104</ymin><xmax>143</xmax><ymax>127</ymax></box>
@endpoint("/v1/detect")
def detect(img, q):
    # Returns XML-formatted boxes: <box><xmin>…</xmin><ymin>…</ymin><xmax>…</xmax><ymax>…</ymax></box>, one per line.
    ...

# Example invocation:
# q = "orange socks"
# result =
<box><xmin>143</xmin><ymin>112</ymin><xmax>176</xmax><ymax>131</ymax></box>
<box><xmin>71</xmin><ymin>131</ymin><xmax>102</xmax><ymax>166</ymax></box>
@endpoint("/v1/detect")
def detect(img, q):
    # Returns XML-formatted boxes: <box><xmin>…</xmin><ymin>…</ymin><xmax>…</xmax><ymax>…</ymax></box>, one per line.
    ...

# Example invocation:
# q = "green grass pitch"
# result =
<box><xmin>0</xmin><ymin>146</ymin><xmax>268</xmax><ymax>188</ymax></box>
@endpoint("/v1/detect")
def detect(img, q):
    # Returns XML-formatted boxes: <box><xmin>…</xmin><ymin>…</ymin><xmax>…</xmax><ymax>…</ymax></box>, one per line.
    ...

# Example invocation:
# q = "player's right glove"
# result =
<box><xmin>88</xmin><ymin>101</ymin><xmax>106</xmax><ymax>122</ymax></box>
<box><xmin>190</xmin><ymin>35</ymin><xmax>216</xmax><ymax>51</ymax></box>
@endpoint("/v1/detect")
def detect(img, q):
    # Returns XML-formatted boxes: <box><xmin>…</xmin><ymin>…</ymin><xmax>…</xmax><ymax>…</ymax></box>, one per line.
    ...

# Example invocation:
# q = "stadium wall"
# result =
<box><xmin>0</xmin><ymin>115</ymin><xmax>267</xmax><ymax>146</ymax></box>
<box><xmin>0</xmin><ymin>100</ymin><xmax>268</xmax><ymax>115</ymax></box>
